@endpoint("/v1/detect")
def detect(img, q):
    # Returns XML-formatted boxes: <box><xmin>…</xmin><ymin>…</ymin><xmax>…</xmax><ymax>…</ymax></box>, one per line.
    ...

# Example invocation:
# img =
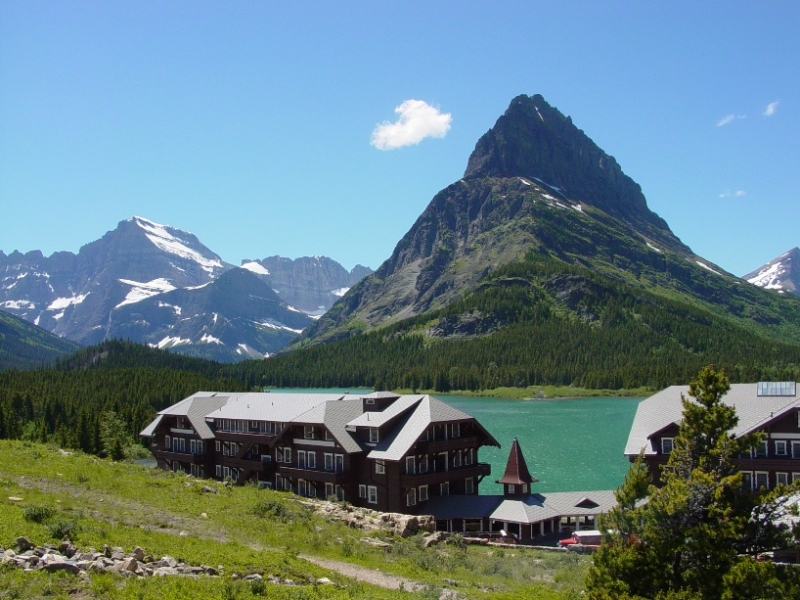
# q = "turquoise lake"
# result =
<box><xmin>269</xmin><ymin>389</ymin><xmax>644</xmax><ymax>495</ymax></box>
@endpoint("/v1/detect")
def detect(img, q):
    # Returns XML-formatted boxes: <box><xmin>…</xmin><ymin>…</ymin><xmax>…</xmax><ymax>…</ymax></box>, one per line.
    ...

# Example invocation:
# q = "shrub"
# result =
<box><xmin>23</xmin><ymin>505</ymin><xmax>56</xmax><ymax>523</ymax></box>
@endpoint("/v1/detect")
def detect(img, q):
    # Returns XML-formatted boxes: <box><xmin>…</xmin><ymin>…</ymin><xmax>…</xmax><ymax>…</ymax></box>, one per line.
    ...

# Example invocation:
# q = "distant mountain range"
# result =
<box><xmin>0</xmin><ymin>216</ymin><xmax>372</xmax><ymax>363</ymax></box>
<box><xmin>744</xmin><ymin>248</ymin><xmax>800</xmax><ymax>296</ymax></box>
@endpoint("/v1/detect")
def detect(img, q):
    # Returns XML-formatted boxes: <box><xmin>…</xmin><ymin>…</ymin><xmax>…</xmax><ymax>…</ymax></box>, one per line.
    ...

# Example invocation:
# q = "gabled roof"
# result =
<box><xmin>140</xmin><ymin>392</ymin><xmax>230</xmax><ymax>440</ymax></box>
<box><xmin>292</xmin><ymin>398</ymin><xmax>365</xmax><ymax>454</ymax></box>
<box><xmin>365</xmin><ymin>395</ymin><xmax>500</xmax><ymax>461</ymax></box>
<box><xmin>625</xmin><ymin>383</ymin><xmax>800</xmax><ymax>456</ymax></box>
<box><xmin>497</xmin><ymin>438</ymin><xmax>538</xmax><ymax>485</ymax></box>
<box><xmin>347</xmin><ymin>395</ymin><xmax>423</xmax><ymax>428</ymax></box>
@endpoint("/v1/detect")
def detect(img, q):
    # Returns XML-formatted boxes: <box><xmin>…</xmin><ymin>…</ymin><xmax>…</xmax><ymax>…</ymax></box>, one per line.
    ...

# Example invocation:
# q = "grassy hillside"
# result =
<box><xmin>0</xmin><ymin>309</ymin><xmax>80</xmax><ymax>371</ymax></box>
<box><xmin>0</xmin><ymin>440</ymin><xmax>588</xmax><ymax>599</ymax></box>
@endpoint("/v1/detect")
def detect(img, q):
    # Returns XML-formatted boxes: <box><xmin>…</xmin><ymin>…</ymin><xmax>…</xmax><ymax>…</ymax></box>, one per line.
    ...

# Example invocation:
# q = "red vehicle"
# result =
<box><xmin>559</xmin><ymin>530</ymin><xmax>603</xmax><ymax>548</ymax></box>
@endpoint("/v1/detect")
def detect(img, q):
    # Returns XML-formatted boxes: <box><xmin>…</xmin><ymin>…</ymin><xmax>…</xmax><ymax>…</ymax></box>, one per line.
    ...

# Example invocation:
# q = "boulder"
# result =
<box><xmin>43</xmin><ymin>562</ymin><xmax>80</xmax><ymax>575</ymax></box>
<box><xmin>16</xmin><ymin>537</ymin><xmax>34</xmax><ymax>552</ymax></box>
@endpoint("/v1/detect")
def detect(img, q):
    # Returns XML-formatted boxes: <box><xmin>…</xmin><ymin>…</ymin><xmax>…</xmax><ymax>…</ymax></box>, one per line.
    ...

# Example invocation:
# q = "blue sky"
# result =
<box><xmin>1</xmin><ymin>2</ymin><xmax>798</xmax><ymax>276</ymax></box>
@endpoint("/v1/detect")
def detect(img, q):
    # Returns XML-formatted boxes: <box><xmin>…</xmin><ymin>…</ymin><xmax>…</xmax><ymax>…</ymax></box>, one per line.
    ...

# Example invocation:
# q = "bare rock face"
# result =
<box><xmin>301</xmin><ymin>498</ymin><xmax>435</xmax><ymax>537</ymax></box>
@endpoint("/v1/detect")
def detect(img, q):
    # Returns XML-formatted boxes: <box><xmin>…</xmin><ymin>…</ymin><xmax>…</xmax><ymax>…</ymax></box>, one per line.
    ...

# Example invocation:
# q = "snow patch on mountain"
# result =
<box><xmin>241</xmin><ymin>261</ymin><xmax>270</xmax><ymax>275</ymax></box>
<box><xmin>257</xmin><ymin>319</ymin><xmax>305</xmax><ymax>335</ymax></box>
<box><xmin>117</xmin><ymin>278</ymin><xmax>177</xmax><ymax>308</ymax></box>
<box><xmin>696</xmin><ymin>260</ymin><xmax>724</xmax><ymax>276</ymax></box>
<box><xmin>133</xmin><ymin>216</ymin><xmax>223</xmax><ymax>274</ymax></box>
<box><xmin>150</xmin><ymin>336</ymin><xmax>192</xmax><ymax>349</ymax></box>
<box><xmin>331</xmin><ymin>287</ymin><xmax>349</xmax><ymax>297</ymax></box>
<box><xmin>3</xmin><ymin>299</ymin><xmax>36</xmax><ymax>310</ymax></box>
<box><xmin>647</xmin><ymin>242</ymin><xmax>663</xmax><ymax>254</ymax></box>
<box><xmin>157</xmin><ymin>301</ymin><xmax>182</xmax><ymax>315</ymax></box>
<box><xmin>199</xmin><ymin>333</ymin><xmax>223</xmax><ymax>344</ymax></box>
<box><xmin>747</xmin><ymin>262</ymin><xmax>786</xmax><ymax>290</ymax></box>
<box><xmin>47</xmin><ymin>294</ymin><xmax>89</xmax><ymax>310</ymax></box>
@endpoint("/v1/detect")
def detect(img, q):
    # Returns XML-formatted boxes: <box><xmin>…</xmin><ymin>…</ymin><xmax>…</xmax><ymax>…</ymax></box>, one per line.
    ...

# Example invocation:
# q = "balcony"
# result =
<box><xmin>416</xmin><ymin>436</ymin><xmax>479</xmax><ymax>454</ymax></box>
<box><xmin>400</xmin><ymin>462</ymin><xmax>491</xmax><ymax>487</ymax></box>
<box><xmin>277</xmin><ymin>465</ymin><xmax>348</xmax><ymax>484</ymax></box>
<box><xmin>152</xmin><ymin>448</ymin><xmax>205</xmax><ymax>464</ymax></box>
<box><xmin>214</xmin><ymin>431</ymin><xmax>277</xmax><ymax>444</ymax></box>
<box><xmin>220</xmin><ymin>454</ymin><xmax>265</xmax><ymax>469</ymax></box>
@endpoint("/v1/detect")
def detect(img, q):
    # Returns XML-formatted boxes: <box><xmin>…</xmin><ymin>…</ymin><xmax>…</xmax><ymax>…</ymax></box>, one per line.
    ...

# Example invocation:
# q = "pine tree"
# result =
<box><xmin>587</xmin><ymin>365</ymin><xmax>800</xmax><ymax>599</ymax></box>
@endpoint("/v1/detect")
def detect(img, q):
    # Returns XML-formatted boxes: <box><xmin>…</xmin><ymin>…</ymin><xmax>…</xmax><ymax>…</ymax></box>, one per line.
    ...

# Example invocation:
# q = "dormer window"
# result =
<box><xmin>369</xmin><ymin>428</ymin><xmax>379</xmax><ymax>443</ymax></box>
<box><xmin>508</xmin><ymin>484</ymin><xmax>515</xmax><ymax>494</ymax></box>
<box><xmin>176</xmin><ymin>417</ymin><xmax>187</xmax><ymax>429</ymax></box>
<box><xmin>304</xmin><ymin>426</ymin><xmax>315</xmax><ymax>440</ymax></box>
<box><xmin>366</xmin><ymin>398</ymin><xmax>375</xmax><ymax>405</ymax></box>
<box><xmin>661</xmin><ymin>438</ymin><xmax>674</xmax><ymax>454</ymax></box>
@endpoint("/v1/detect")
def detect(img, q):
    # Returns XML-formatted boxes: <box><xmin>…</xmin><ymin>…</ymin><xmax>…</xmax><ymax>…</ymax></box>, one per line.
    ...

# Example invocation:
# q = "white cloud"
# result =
<box><xmin>371</xmin><ymin>100</ymin><xmax>452</xmax><ymax>150</ymax></box>
<box><xmin>763</xmin><ymin>100</ymin><xmax>780</xmax><ymax>116</ymax></box>
<box><xmin>719</xmin><ymin>190</ymin><xmax>747</xmax><ymax>198</ymax></box>
<box><xmin>716</xmin><ymin>113</ymin><xmax>746</xmax><ymax>127</ymax></box>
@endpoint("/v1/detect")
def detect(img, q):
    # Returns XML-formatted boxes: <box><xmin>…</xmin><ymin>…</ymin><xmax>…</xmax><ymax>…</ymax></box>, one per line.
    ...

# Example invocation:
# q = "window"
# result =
<box><xmin>453</xmin><ymin>450</ymin><xmax>462</xmax><ymax>468</ymax></box>
<box><xmin>335</xmin><ymin>454</ymin><xmax>344</xmax><ymax>473</ymax></box>
<box><xmin>336</xmin><ymin>485</ymin><xmax>345</xmax><ymax>502</ymax></box>
<box><xmin>407</xmin><ymin>488</ymin><xmax>417</xmax><ymax>506</ymax></box>
<box><xmin>775</xmin><ymin>440</ymin><xmax>787</xmax><ymax>456</ymax></box>
<box><xmin>298</xmin><ymin>480</ymin><xmax>307</xmax><ymax>497</ymax></box>
<box><xmin>661</xmin><ymin>437</ymin><xmax>674</xmax><ymax>454</ymax></box>
<box><xmin>304</xmin><ymin>425</ymin><xmax>315</xmax><ymax>439</ymax></box>
<box><xmin>755</xmin><ymin>471</ymin><xmax>769</xmax><ymax>490</ymax></box>
<box><xmin>359</xmin><ymin>484</ymin><xmax>366</xmax><ymax>498</ymax></box>
<box><xmin>276</xmin><ymin>447</ymin><xmax>283</xmax><ymax>463</ymax></box>
<box><xmin>324</xmin><ymin>453</ymin><xmax>333</xmax><ymax>471</ymax></box>
<box><xmin>215</xmin><ymin>440</ymin><xmax>220</xmax><ymax>452</ymax></box>
<box><xmin>741</xmin><ymin>471</ymin><xmax>753</xmax><ymax>490</ymax></box>
<box><xmin>375</xmin><ymin>460</ymin><xmax>385</xmax><ymax>474</ymax></box>
<box><xmin>283</xmin><ymin>447</ymin><xmax>291</xmax><ymax>463</ymax></box>
<box><xmin>757</xmin><ymin>381</ymin><xmax>796</xmax><ymax>397</ymax></box>
<box><xmin>369</xmin><ymin>428</ymin><xmax>379</xmax><ymax>443</ymax></box>
<box><xmin>751</xmin><ymin>441</ymin><xmax>768</xmax><ymax>458</ymax></box>
<box><xmin>190</xmin><ymin>439</ymin><xmax>203</xmax><ymax>455</ymax></box>
<box><xmin>465</xmin><ymin>477</ymin><xmax>475</xmax><ymax>494</ymax></box>
<box><xmin>419</xmin><ymin>485</ymin><xmax>428</xmax><ymax>502</ymax></box>
<box><xmin>176</xmin><ymin>416</ymin><xmax>187</xmax><ymax>429</ymax></box>
<box><xmin>366</xmin><ymin>398</ymin><xmax>375</xmax><ymax>405</ymax></box>
<box><xmin>165</xmin><ymin>435</ymin><xmax>171</xmax><ymax>449</ymax></box>
<box><xmin>251</xmin><ymin>444</ymin><xmax>258</xmax><ymax>456</ymax></box>
<box><xmin>777</xmin><ymin>472</ymin><xmax>789</xmax><ymax>486</ymax></box>
<box><xmin>298</xmin><ymin>450</ymin><xmax>307</xmax><ymax>469</ymax></box>
<box><xmin>440</xmin><ymin>481</ymin><xmax>449</xmax><ymax>496</ymax></box>
<box><xmin>308</xmin><ymin>452</ymin><xmax>317</xmax><ymax>469</ymax></box>
<box><xmin>451</xmin><ymin>423</ymin><xmax>461</xmax><ymax>438</ymax></box>
<box><xmin>419</xmin><ymin>455</ymin><xmax>429</xmax><ymax>473</ymax></box>
<box><xmin>190</xmin><ymin>465</ymin><xmax>202</xmax><ymax>477</ymax></box>
<box><xmin>223</xmin><ymin>466</ymin><xmax>231</xmax><ymax>479</ymax></box>
<box><xmin>508</xmin><ymin>484</ymin><xmax>515</xmax><ymax>494</ymax></box>
<box><xmin>793</xmin><ymin>473</ymin><xmax>800</xmax><ymax>483</ymax></box>
<box><xmin>325</xmin><ymin>430</ymin><xmax>333</xmax><ymax>441</ymax></box>
<box><xmin>406</xmin><ymin>456</ymin><xmax>416</xmax><ymax>475</ymax></box>
<box><xmin>325</xmin><ymin>483</ymin><xmax>335</xmax><ymax>499</ymax></box>
<box><xmin>250</xmin><ymin>420</ymin><xmax>258</xmax><ymax>430</ymax></box>
<box><xmin>216</xmin><ymin>465</ymin><xmax>221</xmax><ymax>478</ymax></box>
<box><xmin>792</xmin><ymin>442</ymin><xmax>800</xmax><ymax>459</ymax></box>
<box><xmin>522</xmin><ymin>484</ymin><xmax>527</xmax><ymax>494</ymax></box>
<box><xmin>367</xmin><ymin>485</ymin><xmax>377</xmax><ymax>504</ymax></box>
<box><xmin>465</xmin><ymin>448</ymin><xmax>473</xmax><ymax>466</ymax></box>
<box><xmin>174</xmin><ymin>438</ymin><xmax>185</xmax><ymax>452</ymax></box>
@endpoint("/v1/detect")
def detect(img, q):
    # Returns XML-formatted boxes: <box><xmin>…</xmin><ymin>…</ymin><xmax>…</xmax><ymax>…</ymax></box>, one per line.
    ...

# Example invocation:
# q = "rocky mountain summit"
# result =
<box><xmin>744</xmin><ymin>247</ymin><xmax>800</xmax><ymax>296</ymax></box>
<box><xmin>300</xmin><ymin>94</ymin><xmax>739</xmax><ymax>346</ymax></box>
<box><xmin>1</xmin><ymin>216</ymin><xmax>371</xmax><ymax>362</ymax></box>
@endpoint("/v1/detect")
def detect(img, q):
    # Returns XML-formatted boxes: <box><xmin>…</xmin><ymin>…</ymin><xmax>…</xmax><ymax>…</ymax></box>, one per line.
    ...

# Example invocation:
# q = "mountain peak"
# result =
<box><xmin>464</xmin><ymin>94</ymin><xmax>671</xmax><ymax>236</ymax></box>
<box><xmin>744</xmin><ymin>247</ymin><xmax>800</xmax><ymax>295</ymax></box>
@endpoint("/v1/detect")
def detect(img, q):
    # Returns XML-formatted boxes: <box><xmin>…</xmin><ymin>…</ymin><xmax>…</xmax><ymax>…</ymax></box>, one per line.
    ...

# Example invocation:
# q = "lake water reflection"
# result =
<box><xmin>268</xmin><ymin>389</ymin><xmax>644</xmax><ymax>494</ymax></box>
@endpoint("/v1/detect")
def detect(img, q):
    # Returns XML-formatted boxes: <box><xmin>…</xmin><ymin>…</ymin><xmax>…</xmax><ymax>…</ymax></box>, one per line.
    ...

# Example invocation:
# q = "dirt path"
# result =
<box><xmin>300</xmin><ymin>555</ymin><xmax>426</xmax><ymax>591</ymax></box>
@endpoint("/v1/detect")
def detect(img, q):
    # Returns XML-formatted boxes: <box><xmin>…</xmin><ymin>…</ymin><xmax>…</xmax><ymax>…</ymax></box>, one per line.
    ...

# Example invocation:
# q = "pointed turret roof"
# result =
<box><xmin>497</xmin><ymin>438</ymin><xmax>538</xmax><ymax>486</ymax></box>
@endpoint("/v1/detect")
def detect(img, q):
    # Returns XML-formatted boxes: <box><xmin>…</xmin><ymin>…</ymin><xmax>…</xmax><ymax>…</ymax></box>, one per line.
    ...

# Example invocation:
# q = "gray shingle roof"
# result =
<box><xmin>422</xmin><ymin>490</ymin><xmax>617</xmax><ymax>525</ymax></box>
<box><xmin>347</xmin><ymin>395</ymin><xmax>424</xmax><ymax>427</ymax></box>
<box><xmin>139</xmin><ymin>392</ymin><xmax>231</xmax><ymax>439</ymax></box>
<box><xmin>365</xmin><ymin>395</ymin><xmax>499</xmax><ymax>461</ymax></box>
<box><xmin>293</xmin><ymin>398</ymin><xmax>366</xmax><ymax>454</ymax></box>
<box><xmin>206</xmin><ymin>393</ymin><xmax>346</xmax><ymax>423</ymax></box>
<box><xmin>625</xmin><ymin>384</ymin><xmax>800</xmax><ymax>456</ymax></box>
